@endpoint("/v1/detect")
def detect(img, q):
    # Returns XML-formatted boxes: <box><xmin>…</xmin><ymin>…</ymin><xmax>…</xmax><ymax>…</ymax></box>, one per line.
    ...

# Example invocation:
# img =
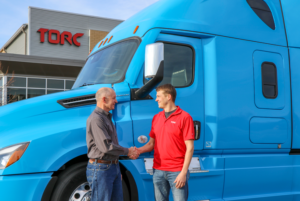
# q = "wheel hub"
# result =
<box><xmin>69</xmin><ymin>182</ymin><xmax>91</xmax><ymax>201</ymax></box>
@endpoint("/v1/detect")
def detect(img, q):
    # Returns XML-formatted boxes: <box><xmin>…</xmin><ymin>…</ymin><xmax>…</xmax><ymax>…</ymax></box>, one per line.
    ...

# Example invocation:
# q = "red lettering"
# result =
<box><xmin>38</xmin><ymin>28</ymin><xmax>83</xmax><ymax>47</ymax></box>
<box><xmin>37</xmin><ymin>28</ymin><xmax>49</xmax><ymax>43</ymax></box>
<box><xmin>48</xmin><ymin>29</ymin><xmax>60</xmax><ymax>44</ymax></box>
<box><xmin>73</xmin><ymin>33</ymin><xmax>84</xmax><ymax>46</ymax></box>
<box><xmin>60</xmin><ymin>31</ymin><xmax>72</xmax><ymax>45</ymax></box>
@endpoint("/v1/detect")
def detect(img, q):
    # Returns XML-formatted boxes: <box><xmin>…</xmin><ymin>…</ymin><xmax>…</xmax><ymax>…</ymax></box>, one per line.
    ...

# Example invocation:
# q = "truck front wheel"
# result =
<box><xmin>50</xmin><ymin>162</ymin><xmax>130</xmax><ymax>201</ymax></box>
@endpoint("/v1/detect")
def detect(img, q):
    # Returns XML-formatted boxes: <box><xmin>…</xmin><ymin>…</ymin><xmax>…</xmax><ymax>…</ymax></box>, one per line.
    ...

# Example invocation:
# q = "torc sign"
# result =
<box><xmin>37</xmin><ymin>28</ymin><xmax>84</xmax><ymax>47</ymax></box>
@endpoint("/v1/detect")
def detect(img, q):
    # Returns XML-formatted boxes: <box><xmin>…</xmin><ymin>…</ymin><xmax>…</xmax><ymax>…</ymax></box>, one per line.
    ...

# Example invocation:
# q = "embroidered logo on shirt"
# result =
<box><xmin>171</xmin><ymin>121</ymin><xmax>176</xmax><ymax>124</ymax></box>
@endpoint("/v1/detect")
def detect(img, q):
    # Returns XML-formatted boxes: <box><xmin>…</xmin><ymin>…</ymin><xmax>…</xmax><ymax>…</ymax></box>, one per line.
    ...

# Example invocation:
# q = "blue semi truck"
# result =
<box><xmin>1</xmin><ymin>0</ymin><xmax>300</xmax><ymax>200</ymax></box>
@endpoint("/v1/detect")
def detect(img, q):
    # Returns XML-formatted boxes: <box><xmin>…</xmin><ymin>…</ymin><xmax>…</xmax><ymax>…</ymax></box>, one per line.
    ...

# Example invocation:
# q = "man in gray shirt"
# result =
<box><xmin>86</xmin><ymin>87</ymin><xmax>138</xmax><ymax>201</ymax></box>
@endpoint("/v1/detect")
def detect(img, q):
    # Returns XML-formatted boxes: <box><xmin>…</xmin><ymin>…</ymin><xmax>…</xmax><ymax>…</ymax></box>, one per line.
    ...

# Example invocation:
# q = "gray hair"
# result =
<box><xmin>95</xmin><ymin>87</ymin><xmax>112</xmax><ymax>102</ymax></box>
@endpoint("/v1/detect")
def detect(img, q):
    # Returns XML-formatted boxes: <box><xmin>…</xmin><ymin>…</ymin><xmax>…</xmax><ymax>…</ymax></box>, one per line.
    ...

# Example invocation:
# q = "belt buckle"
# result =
<box><xmin>114</xmin><ymin>159</ymin><xmax>118</xmax><ymax>164</ymax></box>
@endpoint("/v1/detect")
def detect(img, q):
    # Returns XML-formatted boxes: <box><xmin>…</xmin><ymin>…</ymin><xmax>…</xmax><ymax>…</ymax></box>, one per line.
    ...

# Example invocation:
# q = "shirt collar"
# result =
<box><xmin>162</xmin><ymin>106</ymin><xmax>182</xmax><ymax>119</ymax></box>
<box><xmin>95</xmin><ymin>107</ymin><xmax>112</xmax><ymax>119</ymax></box>
<box><xmin>173</xmin><ymin>106</ymin><xmax>182</xmax><ymax>115</ymax></box>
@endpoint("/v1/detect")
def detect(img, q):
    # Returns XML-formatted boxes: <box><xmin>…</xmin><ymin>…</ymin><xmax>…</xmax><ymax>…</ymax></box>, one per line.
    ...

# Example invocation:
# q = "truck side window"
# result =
<box><xmin>247</xmin><ymin>0</ymin><xmax>275</xmax><ymax>30</ymax></box>
<box><xmin>261</xmin><ymin>62</ymin><xmax>278</xmax><ymax>99</ymax></box>
<box><xmin>144</xmin><ymin>43</ymin><xmax>194</xmax><ymax>87</ymax></box>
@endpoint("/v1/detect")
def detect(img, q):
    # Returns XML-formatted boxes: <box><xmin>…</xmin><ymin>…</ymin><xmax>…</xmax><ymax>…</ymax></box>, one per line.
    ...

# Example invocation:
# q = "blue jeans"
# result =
<box><xmin>86</xmin><ymin>160</ymin><xmax>123</xmax><ymax>201</ymax></box>
<box><xmin>153</xmin><ymin>169</ymin><xmax>190</xmax><ymax>201</ymax></box>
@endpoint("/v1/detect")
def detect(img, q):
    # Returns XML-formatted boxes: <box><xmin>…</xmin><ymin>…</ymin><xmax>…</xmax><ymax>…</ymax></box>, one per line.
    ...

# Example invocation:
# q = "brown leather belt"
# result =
<box><xmin>89</xmin><ymin>158</ymin><xmax>118</xmax><ymax>164</ymax></box>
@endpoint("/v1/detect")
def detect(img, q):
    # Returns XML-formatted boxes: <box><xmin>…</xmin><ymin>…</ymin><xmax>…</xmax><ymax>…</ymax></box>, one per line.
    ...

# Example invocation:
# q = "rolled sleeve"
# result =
<box><xmin>90</xmin><ymin>118</ymin><xmax>128</xmax><ymax>157</ymax></box>
<box><xmin>182</xmin><ymin>115</ymin><xmax>195</xmax><ymax>141</ymax></box>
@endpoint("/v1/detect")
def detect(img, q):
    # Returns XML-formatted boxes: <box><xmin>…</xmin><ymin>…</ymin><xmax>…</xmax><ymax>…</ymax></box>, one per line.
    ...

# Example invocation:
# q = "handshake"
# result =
<box><xmin>127</xmin><ymin>147</ymin><xmax>141</xmax><ymax>160</ymax></box>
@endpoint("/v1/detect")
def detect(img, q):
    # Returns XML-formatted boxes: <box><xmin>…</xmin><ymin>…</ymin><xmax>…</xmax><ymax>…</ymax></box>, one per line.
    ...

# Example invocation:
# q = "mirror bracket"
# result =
<box><xmin>135</xmin><ymin>60</ymin><xmax>164</xmax><ymax>99</ymax></box>
<box><xmin>131</xmin><ymin>88</ymin><xmax>153</xmax><ymax>101</ymax></box>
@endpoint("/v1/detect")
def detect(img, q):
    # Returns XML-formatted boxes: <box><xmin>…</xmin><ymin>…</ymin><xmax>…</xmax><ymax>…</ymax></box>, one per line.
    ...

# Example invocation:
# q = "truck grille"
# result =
<box><xmin>57</xmin><ymin>94</ymin><xmax>96</xmax><ymax>108</ymax></box>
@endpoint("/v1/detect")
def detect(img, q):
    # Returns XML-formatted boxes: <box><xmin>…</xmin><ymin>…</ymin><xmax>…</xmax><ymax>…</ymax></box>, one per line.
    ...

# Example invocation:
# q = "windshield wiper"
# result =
<box><xmin>79</xmin><ymin>83</ymin><xmax>95</xmax><ymax>87</ymax></box>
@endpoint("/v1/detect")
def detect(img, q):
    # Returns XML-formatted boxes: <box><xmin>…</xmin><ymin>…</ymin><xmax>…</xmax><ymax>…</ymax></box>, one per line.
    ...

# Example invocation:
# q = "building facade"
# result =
<box><xmin>0</xmin><ymin>7</ymin><xmax>123</xmax><ymax>106</ymax></box>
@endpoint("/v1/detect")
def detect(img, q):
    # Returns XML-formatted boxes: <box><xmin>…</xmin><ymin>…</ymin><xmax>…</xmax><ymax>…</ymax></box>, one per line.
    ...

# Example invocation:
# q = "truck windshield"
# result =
<box><xmin>72</xmin><ymin>38</ymin><xmax>140</xmax><ymax>89</ymax></box>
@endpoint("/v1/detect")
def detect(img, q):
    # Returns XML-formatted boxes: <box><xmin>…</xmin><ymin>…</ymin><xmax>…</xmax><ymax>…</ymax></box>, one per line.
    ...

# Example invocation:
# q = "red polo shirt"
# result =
<box><xmin>149</xmin><ymin>106</ymin><xmax>195</xmax><ymax>172</ymax></box>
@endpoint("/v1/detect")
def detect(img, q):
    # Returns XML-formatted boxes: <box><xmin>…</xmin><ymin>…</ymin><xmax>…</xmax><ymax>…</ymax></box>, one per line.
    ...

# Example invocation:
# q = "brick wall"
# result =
<box><xmin>89</xmin><ymin>30</ymin><xmax>109</xmax><ymax>52</ymax></box>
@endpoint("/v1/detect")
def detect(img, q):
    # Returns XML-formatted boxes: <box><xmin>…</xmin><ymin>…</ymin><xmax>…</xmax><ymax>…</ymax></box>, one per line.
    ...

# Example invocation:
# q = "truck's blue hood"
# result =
<box><xmin>0</xmin><ymin>84</ymin><xmax>111</xmax><ymax>147</ymax></box>
<box><xmin>0</xmin><ymin>84</ymin><xmax>111</xmax><ymax>125</ymax></box>
<box><xmin>0</xmin><ymin>82</ymin><xmax>132</xmax><ymax>175</ymax></box>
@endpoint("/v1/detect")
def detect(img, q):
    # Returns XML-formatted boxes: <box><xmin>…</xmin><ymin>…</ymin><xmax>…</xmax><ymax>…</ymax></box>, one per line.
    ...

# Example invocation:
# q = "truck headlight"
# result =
<box><xmin>0</xmin><ymin>142</ymin><xmax>29</xmax><ymax>169</ymax></box>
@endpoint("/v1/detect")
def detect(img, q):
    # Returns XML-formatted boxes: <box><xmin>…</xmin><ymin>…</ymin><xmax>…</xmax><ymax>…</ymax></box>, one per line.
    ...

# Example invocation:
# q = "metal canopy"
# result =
<box><xmin>0</xmin><ymin>53</ymin><xmax>85</xmax><ymax>77</ymax></box>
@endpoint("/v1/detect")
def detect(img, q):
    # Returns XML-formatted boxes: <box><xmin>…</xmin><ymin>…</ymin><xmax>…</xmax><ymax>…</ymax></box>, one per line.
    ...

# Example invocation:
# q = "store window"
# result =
<box><xmin>0</xmin><ymin>77</ymin><xmax>2</xmax><ymax>106</ymax></box>
<box><xmin>0</xmin><ymin>76</ymin><xmax>3</xmax><ymax>87</ymax></box>
<box><xmin>7</xmin><ymin>77</ymin><xmax>26</xmax><ymax>87</ymax></box>
<box><xmin>66</xmin><ymin>80</ymin><xmax>75</xmax><ymax>89</ymax></box>
<box><xmin>28</xmin><ymin>89</ymin><xmax>46</xmax><ymax>98</ymax></box>
<box><xmin>7</xmin><ymin>88</ymin><xmax>26</xmax><ymax>103</ymax></box>
<box><xmin>47</xmin><ymin>79</ymin><xmax>64</xmax><ymax>89</ymax></box>
<box><xmin>0</xmin><ymin>90</ymin><xmax>2</xmax><ymax>106</ymax></box>
<box><xmin>4</xmin><ymin>76</ymin><xmax>75</xmax><ymax>105</ymax></box>
<box><xmin>28</xmin><ymin>78</ymin><xmax>46</xmax><ymax>88</ymax></box>
<box><xmin>47</xmin><ymin>89</ymin><xmax>63</xmax><ymax>94</ymax></box>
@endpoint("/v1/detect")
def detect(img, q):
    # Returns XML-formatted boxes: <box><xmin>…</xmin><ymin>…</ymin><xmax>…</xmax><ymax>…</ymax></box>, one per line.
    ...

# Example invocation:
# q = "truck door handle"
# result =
<box><xmin>193</xmin><ymin>121</ymin><xmax>201</xmax><ymax>140</ymax></box>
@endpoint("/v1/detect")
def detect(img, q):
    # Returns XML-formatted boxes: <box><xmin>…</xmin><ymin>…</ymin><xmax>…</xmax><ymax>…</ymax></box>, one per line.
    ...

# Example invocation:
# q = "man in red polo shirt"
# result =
<box><xmin>137</xmin><ymin>84</ymin><xmax>195</xmax><ymax>201</ymax></box>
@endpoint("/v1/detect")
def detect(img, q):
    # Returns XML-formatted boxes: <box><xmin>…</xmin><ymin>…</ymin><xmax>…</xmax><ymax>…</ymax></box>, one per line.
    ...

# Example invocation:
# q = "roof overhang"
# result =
<box><xmin>0</xmin><ymin>53</ymin><xmax>85</xmax><ymax>77</ymax></box>
<box><xmin>0</xmin><ymin>24</ymin><xmax>28</xmax><ymax>52</ymax></box>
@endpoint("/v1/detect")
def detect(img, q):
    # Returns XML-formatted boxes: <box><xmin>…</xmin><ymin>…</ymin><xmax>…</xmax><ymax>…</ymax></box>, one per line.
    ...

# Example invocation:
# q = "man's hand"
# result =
<box><xmin>128</xmin><ymin>147</ymin><xmax>140</xmax><ymax>159</ymax></box>
<box><xmin>174</xmin><ymin>172</ymin><xmax>187</xmax><ymax>189</ymax></box>
<box><xmin>136</xmin><ymin>147</ymin><xmax>142</xmax><ymax>155</ymax></box>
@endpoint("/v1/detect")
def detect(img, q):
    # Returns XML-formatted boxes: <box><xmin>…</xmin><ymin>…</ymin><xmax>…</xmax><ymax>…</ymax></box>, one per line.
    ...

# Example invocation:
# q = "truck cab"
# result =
<box><xmin>1</xmin><ymin>0</ymin><xmax>300</xmax><ymax>200</ymax></box>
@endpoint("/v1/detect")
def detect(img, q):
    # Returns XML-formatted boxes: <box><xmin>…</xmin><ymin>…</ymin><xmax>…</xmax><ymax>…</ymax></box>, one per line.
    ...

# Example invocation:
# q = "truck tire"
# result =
<box><xmin>50</xmin><ymin>162</ymin><xmax>130</xmax><ymax>201</ymax></box>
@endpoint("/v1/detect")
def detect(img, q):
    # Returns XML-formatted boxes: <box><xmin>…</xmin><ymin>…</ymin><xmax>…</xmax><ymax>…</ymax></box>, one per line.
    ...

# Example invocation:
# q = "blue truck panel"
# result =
<box><xmin>202</xmin><ymin>36</ymin><xmax>291</xmax><ymax>150</ymax></box>
<box><xmin>223</xmin><ymin>155</ymin><xmax>300</xmax><ymax>200</ymax></box>
<box><xmin>250</xmin><ymin>117</ymin><xmax>288</xmax><ymax>144</ymax></box>
<box><xmin>0</xmin><ymin>173</ymin><xmax>52</xmax><ymax>201</ymax></box>
<box><xmin>289</xmin><ymin>47</ymin><xmax>300</xmax><ymax>149</ymax></box>
<box><xmin>98</xmin><ymin>0</ymin><xmax>287</xmax><ymax>49</ymax></box>
<box><xmin>253</xmin><ymin>51</ymin><xmax>286</xmax><ymax>110</ymax></box>
<box><xmin>280</xmin><ymin>0</ymin><xmax>300</xmax><ymax>48</ymax></box>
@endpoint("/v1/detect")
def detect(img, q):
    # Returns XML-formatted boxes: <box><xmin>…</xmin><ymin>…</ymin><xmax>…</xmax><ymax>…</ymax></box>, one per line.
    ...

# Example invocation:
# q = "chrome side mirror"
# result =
<box><xmin>135</xmin><ymin>43</ymin><xmax>164</xmax><ymax>99</ymax></box>
<box><xmin>145</xmin><ymin>43</ymin><xmax>164</xmax><ymax>80</ymax></box>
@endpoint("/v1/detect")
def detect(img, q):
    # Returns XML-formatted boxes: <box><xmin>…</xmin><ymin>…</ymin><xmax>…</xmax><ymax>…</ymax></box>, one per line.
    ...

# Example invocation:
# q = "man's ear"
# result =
<box><xmin>102</xmin><ymin>96</ymin><xmax>106</xmax><ymax>103</ymax></box>
<box><xmin>167</xmin><ymin>94</ymin><xmax>172</xmax><ymax>101</ymax></box>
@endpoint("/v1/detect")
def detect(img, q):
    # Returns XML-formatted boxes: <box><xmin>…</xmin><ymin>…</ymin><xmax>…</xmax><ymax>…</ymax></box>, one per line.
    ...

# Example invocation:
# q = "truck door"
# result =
<box><xmin>131</xmin><ymin>34</ymin><xmax>204</xmax><ymax>151</ymax></box>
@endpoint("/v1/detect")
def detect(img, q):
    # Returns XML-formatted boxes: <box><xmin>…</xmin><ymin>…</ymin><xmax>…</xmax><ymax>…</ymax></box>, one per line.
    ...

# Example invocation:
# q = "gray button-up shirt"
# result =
<box><xmin>86</xmin><ymin>107</ymin><xmax>129</xmax><ymax>160</ymax></box>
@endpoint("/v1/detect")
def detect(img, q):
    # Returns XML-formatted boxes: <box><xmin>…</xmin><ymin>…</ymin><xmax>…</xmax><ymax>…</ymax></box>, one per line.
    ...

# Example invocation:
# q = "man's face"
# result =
<box><xmin>104</xmin><ymin>90</ymin><xmax>118</xmax><ymax>111</ymax></box>
<box><xmin>155</xmin><ymin>90</ymin><xmax>170</xmax><ymax>109</ymax></box>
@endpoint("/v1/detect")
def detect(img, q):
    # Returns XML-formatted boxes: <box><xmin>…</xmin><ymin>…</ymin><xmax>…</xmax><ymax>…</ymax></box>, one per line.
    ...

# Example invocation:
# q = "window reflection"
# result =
<box><xmin>47</xmin><ymin>79</ymin><xmax>64</xmax><ymax>89</ymax></box>
<box><xmin>73</xmin><ymin>39</ymin><xmax>139</xmax><ymax>88</ymax></box>
<box><xmin>47</xmin><ymin>89</ymin><xmax>63</xmax><ymax>94</ymax></box>
<box><xmin>144</xmin><ymin>43</ymin><xmax>194</xmax><ymax>87</ymax></box>
<box><xmin>7</xmin><ymin>77</ymin><xmax>26</xmax><ymax>87</ymax></box>
<box><xmin>28</xmin><ymin>78</ymin><xmax>46</xmax><ymax>88</ymax></box>
<box><xmin>65</xmin><ymin>80</ymin><xmax>75</xmax><ymax>89</ymax></box>
<box><xmin>0</xmin><ymin>88</ymin><xmax>2</xmax><ymax>106</ymax></box>
<box><xmin>7</xmin><ymin>88</ymin><xmax>26</xmax><ymax>103</ymax></box>
<box><xmin>3</xmin><ymin>77</ymin><xmax>75</xmax><ymax>105</ymax></box>
<box><xmin>28</xmin><ymin>89</ymin><xmax>45</xmax><ymax>98</ymax></box>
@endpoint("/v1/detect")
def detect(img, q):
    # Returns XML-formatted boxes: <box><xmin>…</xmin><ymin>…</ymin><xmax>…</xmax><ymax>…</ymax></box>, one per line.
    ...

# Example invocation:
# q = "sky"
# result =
<box><xmin>0</xmin><ymin>0</ymin><xmax>159</xmax><ymax>48</ymax></box>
